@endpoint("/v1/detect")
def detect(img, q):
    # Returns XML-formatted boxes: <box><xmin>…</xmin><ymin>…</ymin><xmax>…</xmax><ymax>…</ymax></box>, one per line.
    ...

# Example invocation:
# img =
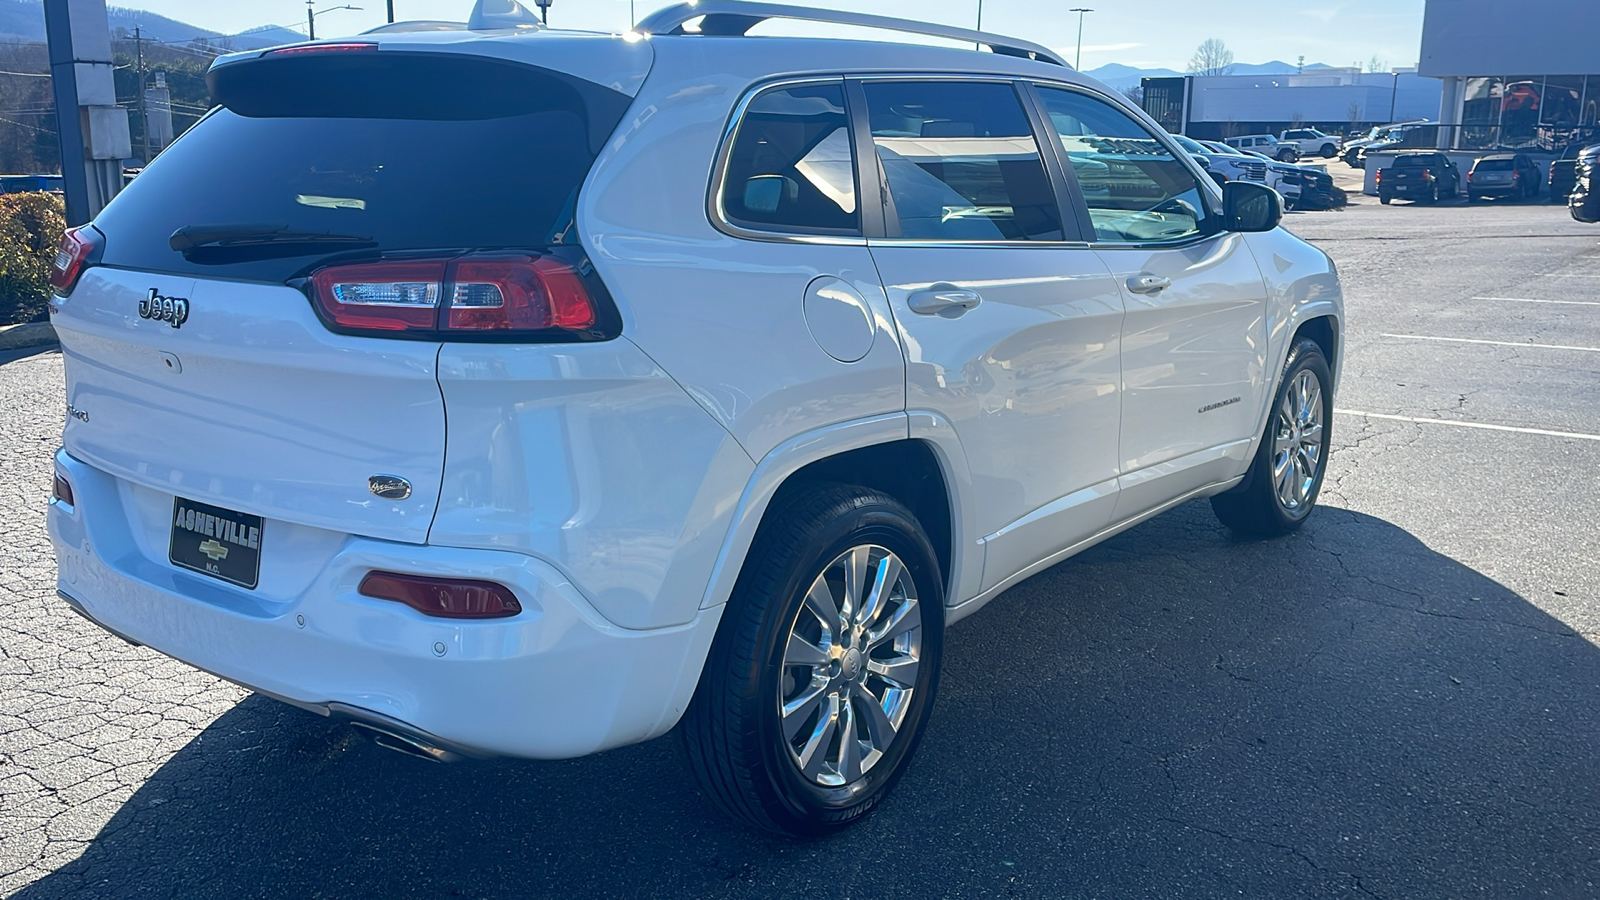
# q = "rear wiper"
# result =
<box><xmin>170</xmin><ymin>224</ymin><xmax>376</xmax><ymax>256</ymax></box>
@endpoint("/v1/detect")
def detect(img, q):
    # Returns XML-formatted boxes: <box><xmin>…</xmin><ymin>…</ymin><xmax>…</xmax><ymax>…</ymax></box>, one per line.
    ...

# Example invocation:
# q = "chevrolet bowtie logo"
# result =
<box><xmin>198</xmin><ymin>539</ymin><xmax>230</xmax><ymax>562</ymax></box>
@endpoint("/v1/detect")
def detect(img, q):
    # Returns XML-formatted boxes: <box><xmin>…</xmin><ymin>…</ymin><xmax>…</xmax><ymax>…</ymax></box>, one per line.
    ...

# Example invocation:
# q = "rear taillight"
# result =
<box><xmin>359</xmin><ymin>571</ymin><xmax>523</xmax><ymax>619</ymax></box>
<box><xmin>49</xmin><ymin>226</ymin><xmax>97</xmax><ymax>295</ymax></box>
<box><xmin>308</xmin><ymin>253</ymin><xmax>602</xmax><ymax>339</ymax></box>
<box><xmin>51</xmin><ymin>474</ymin><xmax>74</xmax><ymax>507</ymax></box>
<box><xmin>1375</xmin><ymin>169</ymin><xmax>1382</xmax><ymax>183</ymax></box>
<box><xmin>1467</xmin><ymin>171</ymin><xmax>1474</xmax><ymax>182</ymax></box>
<box><xmin>1420</xmin><ymin>168</ymin><xmax>1432</xmax><ymax>179</ymax></box>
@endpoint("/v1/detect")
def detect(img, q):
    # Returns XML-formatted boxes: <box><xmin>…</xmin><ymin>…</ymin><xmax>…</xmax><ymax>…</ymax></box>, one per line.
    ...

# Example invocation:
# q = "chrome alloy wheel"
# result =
<box><xmin>1273</xmin><ymin>369</ymin><xmax>1326</xmax><ymax>512</ymax></box>
<box><xmin>778</xmin><ymin>545</ymin><xmax>922</xmax><ymax>787</ymax></box>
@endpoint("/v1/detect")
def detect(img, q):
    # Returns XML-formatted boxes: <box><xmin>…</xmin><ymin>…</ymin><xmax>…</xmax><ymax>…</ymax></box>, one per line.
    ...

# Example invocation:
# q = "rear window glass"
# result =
<box><xmin>93</xmin><ymin>53</ymin><xmax>629</xmax><ymax>282</ymax></box>
<box><xmin>1394</xmin><ymin>155</ymin><xmax>1434</xmax><ymax>167</ymax></box>
<box><xmin>1474</xmin><ymin>158</ymin><xmax>1513</xmax><ymax>171</ymax></box>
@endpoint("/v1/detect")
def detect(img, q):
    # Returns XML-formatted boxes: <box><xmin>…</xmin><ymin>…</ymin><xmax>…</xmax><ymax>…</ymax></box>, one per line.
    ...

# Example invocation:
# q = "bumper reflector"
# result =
<box><xmin>358</xmin><ymin>571</ymin><xmax>522</xmax><ymax>619</ymax></box>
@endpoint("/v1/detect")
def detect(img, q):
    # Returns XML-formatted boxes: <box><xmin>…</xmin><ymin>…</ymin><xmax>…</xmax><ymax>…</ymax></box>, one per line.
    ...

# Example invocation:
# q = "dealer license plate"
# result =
<box><xmin>169</xmin><ymin>497</ymin><xmax>263</xmax><ymax>589</ymax></box>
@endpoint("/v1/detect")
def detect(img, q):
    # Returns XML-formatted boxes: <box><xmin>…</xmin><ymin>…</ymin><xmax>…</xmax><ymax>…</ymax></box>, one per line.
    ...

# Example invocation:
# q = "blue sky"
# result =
<box><xmin>121</xmin><ymin>0</ymin><xmax>1429</xmax><ymax>72</ymax></box>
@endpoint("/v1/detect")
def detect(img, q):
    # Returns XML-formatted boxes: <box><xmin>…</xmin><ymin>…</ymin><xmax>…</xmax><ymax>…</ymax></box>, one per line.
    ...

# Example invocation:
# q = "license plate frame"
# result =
<box><xmin>168</xmin><ymin>497</ymin><xmax>264</xmax><ymax>589</ymax></box>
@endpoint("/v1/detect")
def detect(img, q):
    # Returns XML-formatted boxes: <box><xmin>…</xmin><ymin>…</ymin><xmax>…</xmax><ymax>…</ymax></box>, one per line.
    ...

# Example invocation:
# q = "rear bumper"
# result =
<box><xmin>48</xmin><ymin>450</ymin><xmax>721</xmax><ymax>759</ymax></box>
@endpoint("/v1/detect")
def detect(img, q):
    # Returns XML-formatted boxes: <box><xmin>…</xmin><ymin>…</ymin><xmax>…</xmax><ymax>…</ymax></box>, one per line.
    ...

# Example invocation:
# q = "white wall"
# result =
<box><xmin>1187</xmin><ymin>73</ymin><xmax>1441</xmax><ymax>125</ymax></box>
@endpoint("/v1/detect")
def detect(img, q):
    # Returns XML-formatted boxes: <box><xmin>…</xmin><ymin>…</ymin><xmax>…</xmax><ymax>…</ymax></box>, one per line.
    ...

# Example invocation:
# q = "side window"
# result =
<box><xmin>720</xmin><ymin>82</ymin><xmax>859</xmax><ymax>235</ymax></box>
<box><xmin>1035</xmin><ymin>86</ymin><xmax>1214</xmax><ymax>244</ymax></box>
<box><xmin>861</xmin><ymin>80</ymin><xmax>1064</xmax><ymax>242</ymax></box>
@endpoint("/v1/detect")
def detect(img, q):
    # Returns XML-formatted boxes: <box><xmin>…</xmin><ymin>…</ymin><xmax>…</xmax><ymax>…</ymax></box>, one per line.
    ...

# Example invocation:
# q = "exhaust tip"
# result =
<box><xmin>349</xmin><ymin>722</ymin><xmax>463</xmax><ymax>763</ymax></box>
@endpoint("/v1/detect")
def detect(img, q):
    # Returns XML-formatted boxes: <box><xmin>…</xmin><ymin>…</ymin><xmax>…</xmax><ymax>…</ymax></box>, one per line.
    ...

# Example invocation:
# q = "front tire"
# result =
<box><xmin>1321</xmin><ymin>144</ymin><xmax>1337</xmax><ymax>158</ymax></box>
<box><xmin>680</xmin><ymin>484</ymin><xmax>945</xmax><ymax>835</ymax></box>
<box><xmin>1211</xmin><ymin>338</ymin><xmax>1333</xmax><ymax>537</ymax></box>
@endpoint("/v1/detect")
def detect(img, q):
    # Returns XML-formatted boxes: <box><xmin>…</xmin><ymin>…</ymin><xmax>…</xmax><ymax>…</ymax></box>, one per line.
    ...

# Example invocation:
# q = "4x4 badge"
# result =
<box><xmin>139</xmin><ymin>289</ymin><xmax>189</xmax><ymax>329</ymax></box>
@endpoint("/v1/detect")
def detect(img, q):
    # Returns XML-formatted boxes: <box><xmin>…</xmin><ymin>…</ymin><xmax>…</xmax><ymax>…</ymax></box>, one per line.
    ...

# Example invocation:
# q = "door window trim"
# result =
<box><xmin>1024</xmin><ymin>79</ymin><xmax>1227</xmax><ymax>250</ymax></box>
<box><xmin>706</xmin><ymin>76</ymin><xmax>869</xmax><ymax>246</ymax></box>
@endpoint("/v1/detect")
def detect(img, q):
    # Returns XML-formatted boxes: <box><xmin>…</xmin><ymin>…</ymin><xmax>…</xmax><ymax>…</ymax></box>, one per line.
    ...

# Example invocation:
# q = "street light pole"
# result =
<box><xmin>387</xmin><ymin>0</ymin><xmax>394</xmax><ymax>23</ymax></box>
<box><xmin>1070</xmin><ymin>8</ymin><xmax>1093</xmax><ymax>70</ymax></box>
<box><xmin>306</xmin><ymin>3</ymin><xmax>362</xmax><ymax>41</ymax></box>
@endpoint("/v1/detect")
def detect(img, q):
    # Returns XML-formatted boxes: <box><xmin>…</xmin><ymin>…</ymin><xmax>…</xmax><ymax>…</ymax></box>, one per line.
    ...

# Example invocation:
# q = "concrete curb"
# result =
<box><xmin>0</xmin><ymin>322</ymin><xmax>57</xmax><ymax>352</ymax></box>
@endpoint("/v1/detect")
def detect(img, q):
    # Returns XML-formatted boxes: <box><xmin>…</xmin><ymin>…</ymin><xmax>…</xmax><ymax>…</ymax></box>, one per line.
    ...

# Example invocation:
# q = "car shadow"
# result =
<box><xmin>15</xmin><ymin>503</ymin><xmax>1600</xmax><ymax>898</ymax></box>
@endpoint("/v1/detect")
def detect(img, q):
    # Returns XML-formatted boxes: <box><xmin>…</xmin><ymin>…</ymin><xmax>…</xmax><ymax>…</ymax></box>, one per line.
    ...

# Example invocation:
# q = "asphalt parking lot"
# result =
<box><xmin>3</xmin><ymin>194</ymin><xmax>1598</xmax><ymax>898</ymax></box>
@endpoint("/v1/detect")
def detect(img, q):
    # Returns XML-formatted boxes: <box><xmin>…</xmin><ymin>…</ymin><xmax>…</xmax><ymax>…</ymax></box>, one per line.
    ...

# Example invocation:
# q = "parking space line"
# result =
<box><xmin>1379</xmin><ymin>333</ymin><xmax>1600</xmax><ymax>353</ymax></box>
<box><xmin>1542</xmin><ymin>273</ymin><xmax>1600</xmax><ymax>278</ymax></box>
<box><xmin>1335</xmin><ymin>410</ymin><xmax>1600</xmax><ymax>442</ymax></box>
<box><xmin>1471</xmin><ymin>296</ymin><xmax>1600</xmax><ymax>306</ymax></box>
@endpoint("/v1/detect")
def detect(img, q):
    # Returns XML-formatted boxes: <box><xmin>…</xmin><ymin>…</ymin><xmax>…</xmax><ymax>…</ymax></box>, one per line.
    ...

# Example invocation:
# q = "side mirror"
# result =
<box><xmin>1222</xmin><ymin>180</ymin><xmax>1283</xmax><ymax>232</ymax></box>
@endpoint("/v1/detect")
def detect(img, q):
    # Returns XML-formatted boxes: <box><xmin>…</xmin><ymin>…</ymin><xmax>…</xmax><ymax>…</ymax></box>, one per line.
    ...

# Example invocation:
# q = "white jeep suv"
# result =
<box><xmin>46</xmin><ymin>0</ymin><xmax>1342</xmax><ymax>835</ymax></box>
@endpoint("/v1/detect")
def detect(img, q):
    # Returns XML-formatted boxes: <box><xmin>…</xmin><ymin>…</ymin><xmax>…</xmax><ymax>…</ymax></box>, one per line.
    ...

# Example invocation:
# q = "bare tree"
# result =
<box><xmin>1367</xmin><ymin>55</ymin><xmax>1388</xmax><ymax>74</ymax></box>
<box><xmin>1119</xmin><ymin>84</ymin><xmax>1144</xmax><ymax>106</ymax></box>
<box><xmin>1348</xmin><ymin>102</ymin><xmax>1363</xmax><ymax>135</ymax></box>
<box><xmin>1188</xmin><ymin>38</ymin><xmax>1234</xmax><ymax>77</ymax></box>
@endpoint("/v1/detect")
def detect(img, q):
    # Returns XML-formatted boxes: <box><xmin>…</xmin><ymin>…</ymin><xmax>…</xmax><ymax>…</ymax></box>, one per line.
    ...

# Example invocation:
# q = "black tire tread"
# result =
<box><xmin>679</xmin><ymin>483</ymin><xmax>919</xmax><ymax>834</ymax></box>
<box><xmin>1211</xmin><ymin>338</ymin><xmax>1331</xmax><ymax>538</ymax></box>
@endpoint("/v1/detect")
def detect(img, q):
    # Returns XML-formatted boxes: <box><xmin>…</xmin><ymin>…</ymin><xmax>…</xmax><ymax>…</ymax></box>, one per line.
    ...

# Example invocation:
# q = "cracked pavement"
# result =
<box><xmin>4</xmin><ymin>197</ymin><xmax>1600</xmax><ymax>898</ymax></box>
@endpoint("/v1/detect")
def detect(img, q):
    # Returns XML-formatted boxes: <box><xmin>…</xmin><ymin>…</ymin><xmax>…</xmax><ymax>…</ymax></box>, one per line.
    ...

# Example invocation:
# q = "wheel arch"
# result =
<box><xmin>697</xmin><ymin>415</ymin><xmax>969</xmax><ymax>618</ymax></box>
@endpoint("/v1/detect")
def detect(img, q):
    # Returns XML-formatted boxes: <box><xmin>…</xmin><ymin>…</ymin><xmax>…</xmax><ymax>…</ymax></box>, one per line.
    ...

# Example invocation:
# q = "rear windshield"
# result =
<box><xmin>93</xmin><ymin>52</ymin><xmax>630</xmax><ymax>282</ymax></box>
<box><xmin>1393</xmin><ymin>155</ymin><xmax>1434</xmax><ymax>167</ymax></box>
<box><xmin>1474</xmin><ymin>158</ymin><xmax>1513</xmax><ymax>171</ymax></box>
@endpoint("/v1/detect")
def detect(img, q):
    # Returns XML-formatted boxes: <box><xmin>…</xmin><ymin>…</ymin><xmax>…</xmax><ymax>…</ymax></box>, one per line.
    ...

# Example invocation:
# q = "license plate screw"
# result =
<box><xmin>295</xmin><ymin>615</ymin><xmax>305</xmax><ymax>628</ymax></box>
<box><xmin>433</xmin><ymin>641</ymin><xmax>447</xmax><ymax>657</ymax></box>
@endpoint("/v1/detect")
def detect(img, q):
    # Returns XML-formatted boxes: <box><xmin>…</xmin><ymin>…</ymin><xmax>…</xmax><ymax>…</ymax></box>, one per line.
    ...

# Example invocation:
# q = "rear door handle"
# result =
<box><xmin>907</xmin><ymin>285</ymin><xmax>983</xmax><ymax>317</ymax></box>
<box><xmin>1126</xmin><ymin>273</ymin><xmax>1171</xmax><ymax>295</ymax></box>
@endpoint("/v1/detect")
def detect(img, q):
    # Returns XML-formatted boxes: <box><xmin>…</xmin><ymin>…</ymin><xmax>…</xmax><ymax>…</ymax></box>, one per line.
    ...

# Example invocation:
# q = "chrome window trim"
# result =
<box><xmin>706</xmin><ymin>76</ymin><xmax>869</xmax><ymax>246</ymax></box>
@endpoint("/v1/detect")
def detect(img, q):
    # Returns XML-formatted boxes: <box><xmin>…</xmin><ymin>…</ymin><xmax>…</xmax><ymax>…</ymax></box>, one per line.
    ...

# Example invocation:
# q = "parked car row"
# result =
<box><xmin>1172</xmin><ymin>133</ymin><xmax>1341</xmax><ymax>210</ymax></box>
<box><xmin>1375</xmin><ymin>146</ymin><xmax>1600</xmax><ymax>206</ymax></box>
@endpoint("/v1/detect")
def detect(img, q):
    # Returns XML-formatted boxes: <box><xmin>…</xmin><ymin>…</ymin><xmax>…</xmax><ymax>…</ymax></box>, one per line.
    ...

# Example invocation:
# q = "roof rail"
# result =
<box><xmin>633</xmin><ymin>1</ymin><xmax>1068</xmax><ymax>67</ymax></box>
<box><xmin>361</xmin><ymin>20</ymin><xmax>469</xmax><ymax>34</ymax></box>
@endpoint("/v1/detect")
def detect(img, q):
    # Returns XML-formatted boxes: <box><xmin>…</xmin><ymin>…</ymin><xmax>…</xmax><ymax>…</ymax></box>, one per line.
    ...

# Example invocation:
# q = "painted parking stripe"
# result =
<box><xmin>1379</xmin><ymin>333</ymin><xmax>1600</xmax><ymax>353</ymax></box>
<box><xmin>1542</xmin><ymin>273</ymin><xmax>1600</xmax><ymax>278</ymax></box>
<box><xmin>1335</xmin><ymin>410</ymin><xmax>1600</xmax><ymax>442</ymax></box>
<box><xmin>1471</xmin><ymin>296</ymin><xmax>1600</xmax><ymax>306</ymax></box>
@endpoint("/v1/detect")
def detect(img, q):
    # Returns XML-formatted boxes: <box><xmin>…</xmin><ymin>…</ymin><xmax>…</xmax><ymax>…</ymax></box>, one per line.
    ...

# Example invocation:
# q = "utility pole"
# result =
<box><xmin>387</xmin><ymin>0</ymin><xmax>394</xmax><ymax>22</ymax></box>
<box><xmin>1069</xmin><ymin>8</ymin><xmax>1093</xmax><ymax>70</ymax></box>
<box><xmin>135</xmin><ymin>26</ymin><xmax>149</xmax><ymax>166</ymax></box>
<box><xmin>308</xmin><ymin>1</ymin><xmax>316</xmax><ymax>40</ymax></box>
<box><xmin>1390</xmin><ymin>70</ymin><xmax>1399</xmax><ymax>122</ymax></box>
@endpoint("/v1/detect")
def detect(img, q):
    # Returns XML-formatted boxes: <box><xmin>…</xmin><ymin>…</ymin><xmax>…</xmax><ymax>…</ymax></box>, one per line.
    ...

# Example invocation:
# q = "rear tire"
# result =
<box><xmin>1211</xmin><ymin>339</ymin><xmax>1333</xmax><ymax>538</ymax></box>
<box><xmin>1379</xmin><ymin>192</ymin><xmax>1391</xmax><ymax>204</ymax></box>
<box><xmin>1320</xmin><ymin>144</ymin><xmax>1337</xmax><ymax>158</ymax></box>
<box><xmin>680</xmin><ymin>484</ymin><xmax>945</xmax><ymax>835</ymax></box>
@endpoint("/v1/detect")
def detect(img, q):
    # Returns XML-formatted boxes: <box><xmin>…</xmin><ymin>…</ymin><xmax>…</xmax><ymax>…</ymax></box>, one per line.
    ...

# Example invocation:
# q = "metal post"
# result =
<box><xmin>387</xmin><ymin>0</ymin><xmax>395</xmax><ymax>22</ymax></box>
<box><xmin>1390</xmin><ymin>71</ymin><xmax>1399</xmax><ymax>122</ymax></box>
<box><xmin>308</xmin><ymin>1</ymin><xmax>316</xmax><ymax>40</ymax></box>
<box><xmin>136</xmin><ymin>26</ymin><xmax>149</xmax><ymax>167</ymax></box>
<box><xmin>976</xmin><ymin>0</ymin><xmax>982</xmax><ymax>31</ymax></box>
<box><xmin>42</xmin><ymin>0</ymin><xmax>90</xmax><ymax>225</ymax></box>
<box><xmin>1070</xmin><ymin>8</ymin><xmax>1093</xmax><ymax>71</ymax></box>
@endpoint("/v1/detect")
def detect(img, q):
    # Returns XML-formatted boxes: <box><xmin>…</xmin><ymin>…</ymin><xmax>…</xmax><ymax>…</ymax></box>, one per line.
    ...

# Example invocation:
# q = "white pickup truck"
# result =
<box><xmin>1279</xmin><ymin>128</ymin><xmax>1343</xmax><ymax>158</ymax></box>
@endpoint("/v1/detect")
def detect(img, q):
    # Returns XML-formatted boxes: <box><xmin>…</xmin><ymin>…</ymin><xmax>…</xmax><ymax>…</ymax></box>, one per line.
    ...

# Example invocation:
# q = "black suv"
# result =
<box><xmin>1550</xmin><ymin>143</ymin><xmax>1598</xmax><ymax>203</ymax></box>
<box><xmin>1377</xmin><ymin>152</ymin><xmax>1461</xmax><ymax>204</ymax></box>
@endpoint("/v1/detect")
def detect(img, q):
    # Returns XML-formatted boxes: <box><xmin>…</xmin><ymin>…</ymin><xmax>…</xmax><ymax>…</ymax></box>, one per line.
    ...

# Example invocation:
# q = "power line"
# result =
<box><xmin>0</xmin><ymin>70</ymin><xmax>51</xmax><ymax>78</ymax></box>
<box><xmin>0</xmin><ymin>114</ymin><xmax>55</xmax><ymax>134</ymax></box>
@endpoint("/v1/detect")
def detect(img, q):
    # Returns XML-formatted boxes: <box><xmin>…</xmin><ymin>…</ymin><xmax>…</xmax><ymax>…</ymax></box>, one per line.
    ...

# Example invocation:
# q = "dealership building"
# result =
<box><xmin>1141</xmin><ymin>68</ymin><xmax>1439</xmax><ymax>141</ymax></box>
<box><xmin>1419</xmin><ymin>0</ymin><xmax>1599</xmax><ymax>151</ymax></box>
